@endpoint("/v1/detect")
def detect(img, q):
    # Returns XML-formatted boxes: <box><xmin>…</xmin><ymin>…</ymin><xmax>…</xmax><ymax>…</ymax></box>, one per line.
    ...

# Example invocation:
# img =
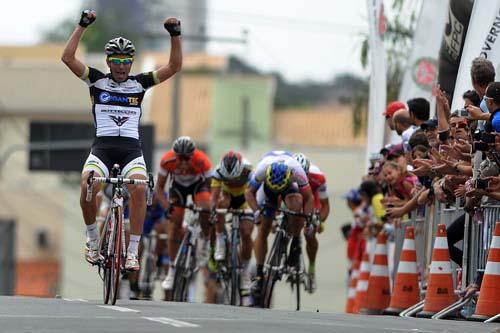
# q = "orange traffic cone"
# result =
<box><xmin>360</xmin><ymin>232</ymin><xmax>391</xmax><ymax>314</ymax></box>
<box><xmin>471</xmin><ymin>221</ymin><xmax>500</xmax><ymax>320</ymax></box>
<box><xmin>354</xmin><ymin>250</ymin><xmax>371</xmax><ymax>313</ymax></box>
<box><xmin>417</xmin><ymin>224</ymin><xmax>456</xmax><ymax>318</ymax></box>
<box><xmin>384</xmin><ymin>226</ymin><xmax>420</xmax><ymax>315</ymax></box>
<box><xmin>345</xmin><ymin>259</ymin><xmax>360</xmax><ymax>313</ymax></box>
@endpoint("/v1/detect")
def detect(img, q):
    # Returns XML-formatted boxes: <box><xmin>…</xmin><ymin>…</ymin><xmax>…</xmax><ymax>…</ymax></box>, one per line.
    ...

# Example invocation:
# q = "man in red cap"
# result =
<box><xmin>383</xmin><ymin>101</ymin><xmax>406</xmax><ymax>131</ymax></box>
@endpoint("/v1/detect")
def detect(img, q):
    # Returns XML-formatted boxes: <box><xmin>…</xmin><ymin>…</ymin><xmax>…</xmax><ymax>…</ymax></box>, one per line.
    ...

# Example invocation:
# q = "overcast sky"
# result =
<box><xmin>0</xmin><ymin>0</ymin><xmax>368</xmax><ymax>82</ymax></box>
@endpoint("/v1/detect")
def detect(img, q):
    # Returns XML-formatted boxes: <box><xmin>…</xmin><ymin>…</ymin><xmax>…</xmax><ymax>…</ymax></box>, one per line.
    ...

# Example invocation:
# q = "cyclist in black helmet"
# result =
<box><xmin>61</xmin><ymin>9</ymin><xmax>182</xmax><ymax>271</ymax></box>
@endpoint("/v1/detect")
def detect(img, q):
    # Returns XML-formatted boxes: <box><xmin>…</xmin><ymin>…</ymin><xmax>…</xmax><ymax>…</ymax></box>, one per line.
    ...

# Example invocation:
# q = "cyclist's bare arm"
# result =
<box><xmin>155</xmin><ymin>18</ymin><xmax>182</xmax><ymax>83</ymax></box>
<box><xmin>319</xmin><ymin>198</ymin><xmax>330</xmax><ymax>222</ymax></box>
<box><xmin>155</xmin><ymin>173</ymin><xmax>170</xmax><ymax>210</ymax></box>
<box><xmin>301</xmin><ymin>186</ymin><xmax>315</xmax><ymax>215</ymax></box>
<box><xmin>210</xmin><ymin>185</ymin><xmax>222</xmax><ymax>209</ymax></box>
<box><xmin>61</xmin><ymin>11</ymin><xmax>96</xmax><ymax>78</ymax></box>
<box><xmin>244</xmin><ymin>186</ymin><xmax>259</xmax><ymax>212</ymax></box>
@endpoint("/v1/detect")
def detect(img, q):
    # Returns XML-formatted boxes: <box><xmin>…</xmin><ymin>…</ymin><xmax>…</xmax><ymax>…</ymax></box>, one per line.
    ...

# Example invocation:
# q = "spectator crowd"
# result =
<box><xmin>343</xmin><ymin>57</ymin><xmax>500</xmax><ymax>309</ymax></box>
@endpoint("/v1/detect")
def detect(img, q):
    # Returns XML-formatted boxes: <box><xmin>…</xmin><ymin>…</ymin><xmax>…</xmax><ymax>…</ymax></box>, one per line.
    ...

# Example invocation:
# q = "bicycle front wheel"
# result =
<box><xmin>110</xmin><ymin>206</ymin><xmax>123</xmax><ymax>305</ymax></box>
<box><xmin>262</xmin><ymin>231</ymin><xmax>285</xmax><ymax>308</ymax></box>
<box><xmin>230</xmin><ymin>228</ymin><xmax>240</xmax><ymax>306</ymax></box>
<box><xmin>172</xmin><ymin>235</ymin><xmax>190</xmax><ymax>302</ymax></box>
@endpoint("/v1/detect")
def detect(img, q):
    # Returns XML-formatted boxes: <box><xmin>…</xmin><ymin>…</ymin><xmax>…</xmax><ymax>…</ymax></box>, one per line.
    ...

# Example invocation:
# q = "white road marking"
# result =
<box><xmin>142</xmin><ymin>317</ymin><xmax>200</xmax><ymax>328</ymax></box>
<box><xmin>98</xmin><ymin>305</ymin><xmax>140</xmax><ymax>313</ymax></box>
<box><xmin>62</xmin><ymin>298</ymin><xmax>88</xmax><ymax>302</ymax></box>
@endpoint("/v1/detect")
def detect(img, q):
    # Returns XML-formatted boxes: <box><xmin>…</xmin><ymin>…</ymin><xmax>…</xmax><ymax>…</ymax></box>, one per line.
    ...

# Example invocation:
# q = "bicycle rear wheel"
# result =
<box><xmin>110</xmin><ymin>206</ymin><xmax>123</xmax><ymax>305</ymax></box>
<box><xmin>262</xmin><ymin>231</ymin><xmax>285</xmax><ymax>308</ymax></box>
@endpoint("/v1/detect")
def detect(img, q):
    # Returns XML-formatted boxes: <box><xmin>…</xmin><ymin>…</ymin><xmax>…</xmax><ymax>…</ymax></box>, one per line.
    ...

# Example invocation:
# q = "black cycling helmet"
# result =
<box><xmin>105</xmin><ymin>37</ymin><xmax>135</xmax><ymax>56</ymax></box>
<box><xmin>172</xmin><ymin>136</ymin><xmax>195</xmax><ymax>155</ymax></box>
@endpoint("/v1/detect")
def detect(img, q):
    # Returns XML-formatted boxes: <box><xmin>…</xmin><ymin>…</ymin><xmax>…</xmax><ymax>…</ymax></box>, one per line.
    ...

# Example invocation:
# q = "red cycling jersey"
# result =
<box><xmin>308</xmin><ymin>164</ymin><xmax>328</xmax><ymax>209</ymax></box>
<box><xmin>159</xmin><ymin>149</ymin><xmax>211</xmax><ymax>186</ymax></box>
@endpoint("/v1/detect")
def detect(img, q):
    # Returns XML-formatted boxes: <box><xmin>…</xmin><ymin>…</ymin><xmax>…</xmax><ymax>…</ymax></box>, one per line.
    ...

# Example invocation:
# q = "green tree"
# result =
<box><xmin>354</xmin><ymin>0</ymin><xmax>420</xmax><ymax>137</ymax></box>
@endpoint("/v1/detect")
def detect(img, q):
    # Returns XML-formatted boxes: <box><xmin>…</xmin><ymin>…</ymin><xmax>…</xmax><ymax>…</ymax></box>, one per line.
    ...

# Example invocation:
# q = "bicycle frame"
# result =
<box><xmin>86</xmin><ymin>165</ymin><xmax>154</xmax><ymax>305</ymax></box>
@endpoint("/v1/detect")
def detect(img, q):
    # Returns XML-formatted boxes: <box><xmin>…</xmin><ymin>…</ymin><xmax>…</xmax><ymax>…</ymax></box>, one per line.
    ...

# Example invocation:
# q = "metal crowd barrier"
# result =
<box><xmin>391</xmin><ymin>200</ymin><xmax>499</xmax><ymax>296</ymax></box>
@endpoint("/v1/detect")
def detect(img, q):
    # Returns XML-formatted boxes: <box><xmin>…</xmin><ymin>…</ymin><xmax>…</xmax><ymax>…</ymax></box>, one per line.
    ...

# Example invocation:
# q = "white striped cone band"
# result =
<box><xmin>360</xmin><ymin>261</ymin><xmax>370</xmax><ymax>272</ymax></box>
<box><xmin>402</xmin><ymin>239</ymin><xmax>416</xmax><ymax>251</ymax></box>
<box><xmin>490</xmin><ymin>236</ymin><xmax>500</xmax><ymax>249</ymax></box>
<box><xmin>352</xmin><ymin>270</ymin><xmax>360</xmax><ymax>279</ymax></box>
<box><xmin>370</xmin><ymin>264</ymin><xmax>389</xmax><ymax>277</ymax></box>
<box><xmin>356</xmin><ymin>280</ymin><xmax>369</xmax><ymax>292</ymax></box>
<box><xmin>433</xmin><ymin>237</ymin><xmax>449</xmax><ymax>249</ymax></box>
<box><xmin>430</xmin><ymin>261</ymin><xmax>452</xmax><ymax>274</ymax></box>
<box><xmin>484</xmin><ymin>261</ymin><xmax>500</xmax><ymax>276</ymax></box>
<box><xmin>348</xmin><ymin>287</ymin><xmax>357</xmax><ymax>298</ymax></box>
<box><xmin>374</xmin><ymin>244</ymin><xmax>388</xmax><ymax>255</ymax></box>
<box><xmin>397</xmin><ymin>261</ymin><xmax>417</xmax><ymax>274</ymax></box>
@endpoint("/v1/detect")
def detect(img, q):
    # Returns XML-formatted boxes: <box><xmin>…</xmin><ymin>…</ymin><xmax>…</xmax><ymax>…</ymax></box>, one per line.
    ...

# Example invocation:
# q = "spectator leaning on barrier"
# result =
<box><xmin>393</xmin><ymin>110</ymin><xmax>417</xmax><ymax>152</ymax></box>
<box><xmin>407</xmin><ymin>97</ymin><xmax>430</xmax><ymax>128</ymax></box>
<box><xmin>384</xmin><ymin>101</ymin><xmax>407</xmax><ymax>131</ymax></box>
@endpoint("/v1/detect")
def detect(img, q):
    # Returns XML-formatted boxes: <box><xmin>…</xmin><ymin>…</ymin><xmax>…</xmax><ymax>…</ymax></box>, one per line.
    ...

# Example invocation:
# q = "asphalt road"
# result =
<box><xmin>0</xmin><ymin>297</ymin><xmax>498</xmax><ymax>333</ymax></box>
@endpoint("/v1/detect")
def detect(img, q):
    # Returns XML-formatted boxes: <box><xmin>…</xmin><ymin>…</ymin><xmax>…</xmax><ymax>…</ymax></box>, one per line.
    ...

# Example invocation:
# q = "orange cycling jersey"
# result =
<box><xmin>159</xmin><ymin>149</ymin><xmax>211</xmax><ymax>186</ymax></box>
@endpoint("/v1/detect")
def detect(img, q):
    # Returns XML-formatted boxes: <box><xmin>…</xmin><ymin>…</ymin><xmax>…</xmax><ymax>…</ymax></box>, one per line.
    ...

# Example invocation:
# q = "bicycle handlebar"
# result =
<box><xmin>276</xmin><ymin>207</ymin><xmax>319</xmax><ymax>226</ymax></box>
<box><xmin>86</xmin><ymin>170</ymin><xmax>155</xmax><ymax>205</ymax></box>
<box><xmin>213</xmin><ymin>208</ymin><xmax>253</xmax><ymax>215</ymax></box>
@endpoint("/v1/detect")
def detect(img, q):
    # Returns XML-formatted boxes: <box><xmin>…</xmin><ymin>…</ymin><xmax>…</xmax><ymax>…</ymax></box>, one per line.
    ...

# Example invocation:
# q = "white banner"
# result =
<box><xmin>365</xmin><ymin>0</ymin><xmax>387</xmax><ymax>168</ymax></box>
<box><xmin>451</xmin><ymin>0</ymin><xmax>500</xmax><ymax>111</ymax></box>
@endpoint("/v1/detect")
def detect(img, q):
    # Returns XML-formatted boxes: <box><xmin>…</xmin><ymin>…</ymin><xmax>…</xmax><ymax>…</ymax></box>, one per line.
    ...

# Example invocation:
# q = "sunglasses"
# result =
<box><xmin>176</xmin><ymin>154</ymin><xmax>192</xmax><ymax>161</ymax></box>
<box><xmin>108</xmin><ymin>57</ymin><xmax>134</xmax><ymax>65</ymax></box>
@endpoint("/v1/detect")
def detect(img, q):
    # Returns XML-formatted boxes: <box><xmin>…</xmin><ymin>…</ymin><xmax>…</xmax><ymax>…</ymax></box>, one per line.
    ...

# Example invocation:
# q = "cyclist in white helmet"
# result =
<box><xmin>211</xmin><ymin>151</ymin><xmax>254</xmax><ymax>302</ymax></box>
<box><xmin>293</xmin><ymin>153</ymin><xmax>330</xmax><ymax>293</ymax></box>
<box><xmin>61</xmin><ymin>9</ymin><xmax>182</xmax><ymax>271</ymax></box>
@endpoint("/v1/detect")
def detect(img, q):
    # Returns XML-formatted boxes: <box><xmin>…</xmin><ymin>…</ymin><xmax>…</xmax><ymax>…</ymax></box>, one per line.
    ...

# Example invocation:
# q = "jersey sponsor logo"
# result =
<box><xmin>99</xmin><ymin>91</ymin><xmax>131</xmax><ymax>104</ymax></box>
<box><xmin>109</xmin><ymin>115</ymin><xmax>130</xmax><ymax>127</ymax></box>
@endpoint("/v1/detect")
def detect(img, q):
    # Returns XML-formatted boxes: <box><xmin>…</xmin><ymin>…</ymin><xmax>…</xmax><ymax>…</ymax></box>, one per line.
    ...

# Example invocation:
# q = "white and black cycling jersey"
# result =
<box><xmin>81</xmin><ymin>66</ymin><xmax>159</xmax><ymax>139</ymax></box>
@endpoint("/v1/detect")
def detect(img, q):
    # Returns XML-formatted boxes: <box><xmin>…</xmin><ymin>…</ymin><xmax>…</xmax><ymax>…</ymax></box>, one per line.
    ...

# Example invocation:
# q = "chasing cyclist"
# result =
<box><xmin>61</xmin><ymin>9</ymin><xmax>182</xmax><ymax>270</ymax></box>
<box><xmin>244</xmin><ymin>151</ymin><xmax>314</xmax><ymax>302</ymax></box>
<box><xmin>211</xmin><ymin>151</ymin><xmax>254</xmax><ymax>304</ymax></box>
<box><xmin>293</xmin><ymin>153</ymin><xmax>330</xmax><ymax>293</ymax></box>
<box><xmin>156</xmin><ymin>136</ymin><xmax>212</xmax><ymax>291</ymax></box>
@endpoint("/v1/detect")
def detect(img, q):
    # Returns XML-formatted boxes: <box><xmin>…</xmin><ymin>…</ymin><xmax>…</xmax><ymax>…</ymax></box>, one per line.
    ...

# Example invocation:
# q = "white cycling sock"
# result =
<box><xmin>216</xmin><ymin>232</ymin><xmax>225</xmax><ymax>245</ymax></box>
<box><xmin>86</xmin><ymin>222</ymin><xmax>99</xmax><ymax>241</ymax></box>
<box><xmin>241</xmin><ymin>260</ymin><xmax>250</xmax><ymax>273</ymax></box>
<box><xmin>128</xmin><ymin>234</ymin><xmax>141</xmax><ymax>256</ymax></box>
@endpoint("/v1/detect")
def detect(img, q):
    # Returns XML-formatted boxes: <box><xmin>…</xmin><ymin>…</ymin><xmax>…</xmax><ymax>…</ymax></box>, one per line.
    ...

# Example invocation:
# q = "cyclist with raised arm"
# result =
<box><xmin>211</xmin><ymin>151</ymin><xmax>254</xmax><ymax>303</ymax></box>
<box><xmin>244</xmin><ymin>151</ymin><xmax>314</xmax><ymax>302</ymax></box>
<box><xmin>156</xmin><ymin>136</ymin><xmax>212</xmax><ymax>291</ymax></box>
<box><xmin>61</xmin><ymin>9</ymin><xmax>182</xmax><ymax>270</ymax></box>
<box><xmin>293</xmin><ymin>153</ymin><xmax>330</xmax><ymax>293</ymax></box>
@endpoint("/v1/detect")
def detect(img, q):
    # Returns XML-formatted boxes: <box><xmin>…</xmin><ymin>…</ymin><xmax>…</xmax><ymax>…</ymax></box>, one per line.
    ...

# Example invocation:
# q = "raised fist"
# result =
<box><xmin>164</xmin><ymin>18</ymin><xmax>181</xmax><ymax>37</ymax></box>
<box><xmin>79</xmin><ymin>9</ymin><xmax>96</xmax><ymax>28</ymax></box>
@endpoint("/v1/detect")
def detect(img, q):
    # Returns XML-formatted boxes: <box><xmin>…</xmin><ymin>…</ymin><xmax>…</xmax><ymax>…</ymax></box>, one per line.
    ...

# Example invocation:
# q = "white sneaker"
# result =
<box><xmin>214</xmin><ymin>239</ymin><xmax>226</xmax><ymax>261</ymax></box>
<box><xmin>161</xmin><ymin>267</ymin><xmax>176</xmax><ymax>290</ymax></box>
<box><xmin>125</xmin><ymin>253</ymin><xmax>140</xmax><ymax>271</ymax></box>
<box><xmin>197</xmin><ymin>238</ymin><xmax>210</xmax><ymax>266</ymax></box>
<box><xmin>84</xmin><ymin>239</ymin><xmax>102</xmax><ymax>264</ymax></box>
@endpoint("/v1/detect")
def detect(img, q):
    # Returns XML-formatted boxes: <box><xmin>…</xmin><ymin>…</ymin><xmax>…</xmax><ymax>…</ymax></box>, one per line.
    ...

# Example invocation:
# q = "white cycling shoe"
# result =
<box><xmin>125</xmin><ymin>253</ymin><xmax>140</xmax><ymax>271</ymax></box>
<box><xmin>84</xmin><ymin>239</ymin><xmax>102</xmax><ymax>264</ymax></box>
<box><xmin>162</xmin><ymin>268</ymin><xmax>176</xmax><ymax>290</ymax></box>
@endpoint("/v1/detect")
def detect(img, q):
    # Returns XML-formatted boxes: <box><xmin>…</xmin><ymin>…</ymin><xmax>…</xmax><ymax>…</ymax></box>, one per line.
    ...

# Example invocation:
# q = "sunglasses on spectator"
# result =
<box><xmin>176</xmin><ymin>154</ymin><xmax>193</xmax><ymax>161</ymax></box>
<box><xmin>108</xmin><ymin>57</ymin><xmax>134</xmax><ymax>65</ymax></box>
<box><xmin>451</xmin><ymin>122</ymin><xmax>468</xmax><ymax>129</ymax></box>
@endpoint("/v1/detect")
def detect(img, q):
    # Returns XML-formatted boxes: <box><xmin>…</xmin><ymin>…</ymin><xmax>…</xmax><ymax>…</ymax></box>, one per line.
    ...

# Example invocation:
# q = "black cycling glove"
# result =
<box><xmin>79</xmin><ymin>10</ymin><xmax>96</xmax><ymax>28</ymax></box>
<box><xmin>164</xmin><ymin>20</ymin><xmax>181</xmax><ymax>37</ymax></box>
